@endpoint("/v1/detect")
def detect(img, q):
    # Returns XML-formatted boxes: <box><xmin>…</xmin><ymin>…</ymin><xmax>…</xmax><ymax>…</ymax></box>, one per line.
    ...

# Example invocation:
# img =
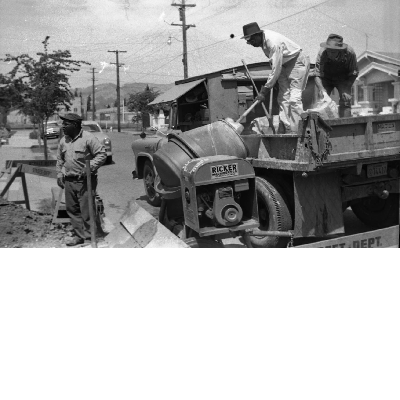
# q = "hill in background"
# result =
<box><xmin>75</xmin><ymin>82</ymin><xmax>174</xmax><ymax>110</ymax></box>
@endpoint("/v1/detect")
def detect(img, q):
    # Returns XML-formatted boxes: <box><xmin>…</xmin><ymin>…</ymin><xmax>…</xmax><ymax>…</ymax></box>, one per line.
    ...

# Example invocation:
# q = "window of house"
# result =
<box><xmin>357</xmin><ymin>86</ymin><xmax>364</xmax><ymax>103</ymax></box>
<box><xmin>74</xmin><ymin>108</ymin><xmax>78</xmax><ymax>112</ymax></box>
<box><xmin>373</xmin><ymin>84</ymin><xmax>383</xmax><ymax>104</ymax></box>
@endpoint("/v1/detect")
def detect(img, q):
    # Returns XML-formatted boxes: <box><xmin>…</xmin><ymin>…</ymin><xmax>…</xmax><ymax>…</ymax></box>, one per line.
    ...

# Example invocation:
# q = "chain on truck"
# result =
<box><xmin>131</xmin><ymin>62</ymin><xmax>400</xmax><ymax>248</ymax></box>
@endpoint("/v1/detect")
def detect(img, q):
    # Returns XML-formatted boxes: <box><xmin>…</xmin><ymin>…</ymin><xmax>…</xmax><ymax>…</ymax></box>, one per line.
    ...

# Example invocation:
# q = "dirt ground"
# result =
<box><xmin>0</xmin><ymin>197</ymin><xmax>74</xmax><ymax>248</ymax></box>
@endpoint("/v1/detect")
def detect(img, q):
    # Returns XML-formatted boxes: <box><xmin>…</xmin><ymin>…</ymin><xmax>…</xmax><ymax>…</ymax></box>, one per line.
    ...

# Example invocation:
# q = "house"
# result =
<box><xmin>56</xmin><ymin>96</ymin><xmax>85</xmax><ymax>120</ymax></box>
<box><xmin>352</xmin><ymin>51</ymin><xmax>400</xmax><ymax>115</ymax></box>
<box><xmin>96</xmin><ymin>105</ymin><xmax>136</xmax><ymax>125</ymax></box>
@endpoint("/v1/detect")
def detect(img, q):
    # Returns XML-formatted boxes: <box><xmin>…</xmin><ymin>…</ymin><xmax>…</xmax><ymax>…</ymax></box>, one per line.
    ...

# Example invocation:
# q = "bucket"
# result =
<box><xmin>153</xmin><ymin>118</ymin><xmax>248</xmax><ymax>188</ymax></box>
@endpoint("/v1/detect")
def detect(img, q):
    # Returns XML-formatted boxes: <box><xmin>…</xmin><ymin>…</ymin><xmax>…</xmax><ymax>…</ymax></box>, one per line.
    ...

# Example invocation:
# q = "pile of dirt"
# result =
<box><xmin>0</xmin><ymin>197</ymin><xmax>73</xmax><ymax>248</ymax></box>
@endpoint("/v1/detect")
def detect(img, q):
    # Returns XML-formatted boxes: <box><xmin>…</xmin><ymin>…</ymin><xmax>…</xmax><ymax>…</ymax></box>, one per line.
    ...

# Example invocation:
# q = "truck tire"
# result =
<box><xmin>351</xmin><ymin>194</ymin><xmax>399</xmax><ymax>228</ymax></box>
<box><xmin>245</xmin><ymin>177</ymin><xmax>293</xmax><ymax>248</ymax></box>
<box><xmin>143</xmin><ymin>160</ymin><xmax>161</xmax><ymax>207</ymax></box>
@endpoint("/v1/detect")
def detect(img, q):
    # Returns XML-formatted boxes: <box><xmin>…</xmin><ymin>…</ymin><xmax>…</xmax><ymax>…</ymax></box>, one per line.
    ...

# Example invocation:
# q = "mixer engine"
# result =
<box><xmin>180</xmin><ymin>155</ymin><xmax>259</xmax><ymax>236</ymax></box>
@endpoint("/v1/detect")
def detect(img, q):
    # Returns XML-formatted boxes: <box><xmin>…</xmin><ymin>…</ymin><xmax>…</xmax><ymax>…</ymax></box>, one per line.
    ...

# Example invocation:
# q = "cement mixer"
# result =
<box><xmin>153</xmin><ymin>106</ymin><xmax>261</xmax><ymax>247</ymax></box>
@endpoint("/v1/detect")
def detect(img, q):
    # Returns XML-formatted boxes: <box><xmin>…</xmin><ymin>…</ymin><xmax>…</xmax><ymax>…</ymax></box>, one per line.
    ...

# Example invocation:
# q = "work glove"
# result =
<box><xmin>256</xmin><ymin>86</ymin><xmax>269</xmax><ymax>102</ymax></box>
<box><xmin>57</xmin><ymin>176</ymin><xmax>65</xmax><ymax>189</ymax></box>
<box><xmin>341</xmin><ymin>93</ymin><xmax>352</xmax><ymax>102</ymax></box>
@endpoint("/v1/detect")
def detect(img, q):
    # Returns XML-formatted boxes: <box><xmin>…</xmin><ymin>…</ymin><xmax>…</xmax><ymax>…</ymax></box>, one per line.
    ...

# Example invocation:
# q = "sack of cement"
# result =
<box><xmin>307</xmin><ymin>92</ymin><xmax>339</xmax><ymax>119</ymax></box>
<box><xmin>251</xmin><ymin>116</ymin><xmax>270</xmax><ymax>134</ymax></box>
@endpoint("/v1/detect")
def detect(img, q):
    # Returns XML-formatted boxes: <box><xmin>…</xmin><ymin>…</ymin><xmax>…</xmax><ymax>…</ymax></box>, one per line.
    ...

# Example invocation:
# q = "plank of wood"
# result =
<box><xmin>19</xmin><ymin>163</ymin><xmax>58</xmax><ymax>179</ymax></box>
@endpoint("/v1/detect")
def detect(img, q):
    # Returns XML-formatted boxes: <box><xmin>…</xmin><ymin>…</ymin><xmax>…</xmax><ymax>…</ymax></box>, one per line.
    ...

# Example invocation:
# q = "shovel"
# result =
<box><xmin>85</xmin><ymin>159</ymin><xmax>97</xmax><ymax>248</ymax></box>
<box><xmin>241</xmin><ymin>59</ymin><xmax>276</xmax><ymax>134</ymax></box>
<box><xmin>236</xmin><ymin>99</ymin><xmax>261</xmax><ymax>124</ymax></box>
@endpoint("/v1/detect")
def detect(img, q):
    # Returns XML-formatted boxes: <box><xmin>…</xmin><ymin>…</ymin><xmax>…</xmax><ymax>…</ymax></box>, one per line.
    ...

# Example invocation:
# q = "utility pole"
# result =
<box><xmin>171</xmin><ymin>1</ymin><xmax>196</xmax><ymax>79</ymax></box>
<box><xmin>108</xmin><ymin>50</ymin><xmax>127</xmax><ymax>132</ymax></box>
<box><xmin>88</xmin><ymin>67</ymin><xmax>97</xmax><ymax>121</ymax></box>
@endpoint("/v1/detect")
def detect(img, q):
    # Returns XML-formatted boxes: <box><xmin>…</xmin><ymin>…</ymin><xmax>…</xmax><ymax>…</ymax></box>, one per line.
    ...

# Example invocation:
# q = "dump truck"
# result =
<box><xmin>146</xmin><ymin>108</ymin><xmax>399</xmax><ymax>248</ymax></box>
<box><xmin>132</xmin><ymin>62</ymin><xmax>400</xmax><ymax>248</ymax></box>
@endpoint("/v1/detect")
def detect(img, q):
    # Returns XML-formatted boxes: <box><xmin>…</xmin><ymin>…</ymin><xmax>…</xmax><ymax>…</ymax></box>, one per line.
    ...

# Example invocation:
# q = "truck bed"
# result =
<box><xmin>242</xmin><ymin>113</ymin><xmax>400</xmax><ymax>172</ymax></box>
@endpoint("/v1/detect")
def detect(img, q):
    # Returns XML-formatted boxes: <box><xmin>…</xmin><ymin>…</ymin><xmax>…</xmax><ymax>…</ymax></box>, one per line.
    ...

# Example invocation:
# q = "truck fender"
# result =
<box><xmin>136</xmin><ymin>153</ymin><xmax>155</xmax><ymax>179</ymax></box>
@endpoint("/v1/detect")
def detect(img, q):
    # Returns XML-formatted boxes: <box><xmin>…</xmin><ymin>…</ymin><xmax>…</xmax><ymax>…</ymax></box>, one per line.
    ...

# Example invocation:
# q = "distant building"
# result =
<box><xmin>57</xmin><ymin>95</ymin><xmax>86</xmax><ymax>120</ymax></box>
<box><xmin>352</xmin><ymin>51</ymin><xmax>400</xmax><ymax>115</ymax></box>
<box><xmin>97</xmin><ymin>106</ymin><xmax>136</xmax><ymax>124</ymax></box>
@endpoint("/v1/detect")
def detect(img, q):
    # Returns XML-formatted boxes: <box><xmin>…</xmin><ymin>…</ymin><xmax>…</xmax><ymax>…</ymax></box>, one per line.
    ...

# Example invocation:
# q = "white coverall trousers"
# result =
<box><xmin>277</xmin><ymin>52</ymin><xmax>310</xmax><ymax>133</ymax></box>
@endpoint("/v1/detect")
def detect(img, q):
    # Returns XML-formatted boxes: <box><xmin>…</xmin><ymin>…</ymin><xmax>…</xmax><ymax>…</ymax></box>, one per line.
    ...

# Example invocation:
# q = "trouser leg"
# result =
<box><xmin>277</xmin><ymin>68</ymin><xmax>291</xmax><ymax>132</ymax></box>
<box><xmin>287</xmin><ymin>54</ymin><xmax>309</xmax><ymax>131</ymax></box>
<box><xmin>65</xmin><ymin>181</ymin><xmax>86</xmax><ymax>239</ymax></box>
<box><xmin>337</xmin><ymin>80</ymin><xmax>353</xmax><ymax>117</ymax></box>
<box><xmin>78</xmin><ymin>176</ymin><xmax>98</xmax><ymax>240</ymax></box>
<box><xmin>278</xmin><ymin>53</ymin><xmax>309</xmax><ymax>132</ymax></box>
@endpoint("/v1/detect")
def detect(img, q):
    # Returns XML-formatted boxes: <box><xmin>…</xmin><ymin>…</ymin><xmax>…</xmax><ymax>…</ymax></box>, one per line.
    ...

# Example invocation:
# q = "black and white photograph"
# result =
<box><xmin>0</xmin><ymin>1</ymin><xmax>399</xmax><ymax>399</ymax></box>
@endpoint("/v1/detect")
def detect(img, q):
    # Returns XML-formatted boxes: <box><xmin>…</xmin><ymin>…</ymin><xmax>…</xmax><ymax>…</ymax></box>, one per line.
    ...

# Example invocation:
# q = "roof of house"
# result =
<box><xmin>375</xmin><ymin>52</ymin><xmax>400</xmax><ymax>61</ymax></box>
<box><xmin>148</xmin><ymin>78</ymin><xmax>205</xmax><ymax>106</ymax></box>
<box><xmin>358</xmin><ymin>50</ymin><xmax>400</xmax><ymax>66</ymax></box>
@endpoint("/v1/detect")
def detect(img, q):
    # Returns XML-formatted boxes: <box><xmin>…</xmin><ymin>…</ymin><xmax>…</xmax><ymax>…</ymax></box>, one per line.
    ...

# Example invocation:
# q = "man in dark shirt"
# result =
<box><xmin>56</xmin><ymin>113</ymin><xmax>106</xmax><ymax>246</ymax></box>
<box><xmin>315</xmin><ymin>34</ymin><xmax>358</xmax><ymax>117</ymax></box>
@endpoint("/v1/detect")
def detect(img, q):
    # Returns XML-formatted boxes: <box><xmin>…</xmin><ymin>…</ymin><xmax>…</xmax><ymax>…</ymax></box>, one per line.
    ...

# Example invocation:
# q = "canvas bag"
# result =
<box><xmin>307</xmin><ymin>92</ymin><xmax>339</xmax><ymax>119</ymax></box>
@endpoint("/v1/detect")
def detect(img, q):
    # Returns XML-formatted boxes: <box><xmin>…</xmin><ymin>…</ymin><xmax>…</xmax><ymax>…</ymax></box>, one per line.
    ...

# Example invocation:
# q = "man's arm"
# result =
<box><xmin>314</xmin><ymin>49</ymin><xmax>326</xmax><ymax>94</ymax></box>
<box><xmin>88</xmin><ymin>136</ymin><xmax>107</xmax><ymax>172</ymax></box>
<box><xmin>56</xmin><ymin>141</ymin><xmax>65</xmax><ymax>179</ymax></box>
<box><xmin>347</xmin><ymin>49</ymin><xmax>359</xmax><ymax>78</ymax></box>
<box><xmin>56</xmin><ymin>141</ymin><xmax>65</xmax><ymax>188</ymax></box>
<box><xmin>265</xmin><ymin>44</ymin><xmax>283</xmax><ymax>89</ymax></box>
<box><xmin>256</xmin><ymin>44</ymin><xmax>283</xmax><ymax>101</ymax></box>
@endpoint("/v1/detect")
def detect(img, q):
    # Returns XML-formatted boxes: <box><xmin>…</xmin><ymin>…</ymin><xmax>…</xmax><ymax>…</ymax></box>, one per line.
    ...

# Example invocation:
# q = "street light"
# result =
<box><xmin>167</xmin><ymin>35</ymin><xmax>182</xmax><ymax>45</ymax></box>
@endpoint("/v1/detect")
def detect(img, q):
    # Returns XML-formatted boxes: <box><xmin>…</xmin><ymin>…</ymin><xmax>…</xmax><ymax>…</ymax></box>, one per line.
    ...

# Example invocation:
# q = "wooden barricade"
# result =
<box><xmin>0</xmin><ymin>160</ymin><xmax>66</xmax><ymax>223</ymax></box>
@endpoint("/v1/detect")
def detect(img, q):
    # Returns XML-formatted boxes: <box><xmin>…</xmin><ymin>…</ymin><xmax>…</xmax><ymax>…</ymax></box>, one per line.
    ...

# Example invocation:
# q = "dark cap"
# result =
<box><xmin>320</xmin><ymin>34</ymin><xmax>348</xmax><ymax>49</ymax></box>
<box><xmin>241</xmin><ymin>22</ymin><xmax>263</xmax><ymax>39</ymax></box>
<box><xmin>59</xmin><ymin>113</ymin><xmax>83</xmax><ymax>122</ymax></box>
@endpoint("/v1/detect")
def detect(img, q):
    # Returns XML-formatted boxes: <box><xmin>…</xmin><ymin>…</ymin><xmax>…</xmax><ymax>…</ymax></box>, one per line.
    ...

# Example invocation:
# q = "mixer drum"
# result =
<box><xmin>153</xmin><ymin>118</ymin><xmax>248</xmax><ymax>188</ymax></box>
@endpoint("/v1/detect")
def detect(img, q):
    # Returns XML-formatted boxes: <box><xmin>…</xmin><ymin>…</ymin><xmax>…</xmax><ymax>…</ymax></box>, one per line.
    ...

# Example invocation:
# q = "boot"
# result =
<box><xmin>65</xmin><ymin>236</ymin><xmax>84</xmax><ymax>246</ymax></box>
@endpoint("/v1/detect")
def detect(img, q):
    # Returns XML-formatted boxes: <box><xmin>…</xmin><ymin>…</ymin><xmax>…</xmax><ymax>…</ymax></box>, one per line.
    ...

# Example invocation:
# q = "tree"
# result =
<box><xmin>0</xmin><ymin>73</ymin><xmax>24</xmax><ymax>128</ymax></box>
<box><xmin>1</xmin><ymin>36</ymin><xmax>89</xmax><ymax>159</ymax></box>
<box><xmin>127</xmin><ymin>86</ymin><xmax>160</xmax><ymax>124</ymax></box>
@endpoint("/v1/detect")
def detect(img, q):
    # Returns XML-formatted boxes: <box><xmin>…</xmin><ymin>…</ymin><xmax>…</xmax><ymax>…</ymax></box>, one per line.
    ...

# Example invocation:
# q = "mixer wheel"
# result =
<box><xmin>244</xmin><ymin>177</ymin><xmax>293</xmax><ymax>248</ymax></box>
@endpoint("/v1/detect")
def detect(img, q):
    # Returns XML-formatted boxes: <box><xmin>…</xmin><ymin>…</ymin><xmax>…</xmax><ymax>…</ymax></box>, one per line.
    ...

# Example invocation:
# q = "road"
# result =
<box><xmin>95</xmin><ymin>130</ymin><xmax>159</xmax><ymax>229</ymax></box>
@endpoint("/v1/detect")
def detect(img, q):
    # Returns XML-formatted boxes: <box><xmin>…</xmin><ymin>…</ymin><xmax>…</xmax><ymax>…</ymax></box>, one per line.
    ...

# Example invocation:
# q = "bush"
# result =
<box><xmin>29</xmin><ymin>130</ymin><xmax>39</xmax><ymax>139</ymax></box>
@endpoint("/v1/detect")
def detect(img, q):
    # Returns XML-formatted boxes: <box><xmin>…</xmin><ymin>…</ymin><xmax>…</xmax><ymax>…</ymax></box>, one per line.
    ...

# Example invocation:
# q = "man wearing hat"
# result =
<box><xmin>56</xmin><ymin>113</ymin><xmax>107</xmax><ymax>246</ymax></box>
<box><xmin>315</xmin><ymin>34</ymin><xmax>358</xmax><ymax>117</ymax></box>
<box><xmin>242</xmin><ymin>22</ymin><xmax>310</xmax><ymax>134</ymax></box>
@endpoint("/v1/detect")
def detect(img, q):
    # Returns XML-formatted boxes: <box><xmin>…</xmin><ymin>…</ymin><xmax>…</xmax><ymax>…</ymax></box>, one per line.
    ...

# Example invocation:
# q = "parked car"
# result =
<box><xmin>131</xmin><ymin>132</ymin><xmax>168</xmax><ymax>207</ymax></box>
<box><xmin>81</xmin><ymin>121</ymin><xmax>113</xmax><ymax>164</ymax></box>
<box><xmin>41</xmin><ymin>121</ymin><xmax>61</xmax><ymax>139</ymax></box>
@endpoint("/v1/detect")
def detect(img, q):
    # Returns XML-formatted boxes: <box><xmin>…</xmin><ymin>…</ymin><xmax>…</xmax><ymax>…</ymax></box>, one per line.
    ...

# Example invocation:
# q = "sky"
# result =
<box><xmin>0</xmin><ymin>0</ymin><xmax>399</xmax><ymax>89</ymax></box>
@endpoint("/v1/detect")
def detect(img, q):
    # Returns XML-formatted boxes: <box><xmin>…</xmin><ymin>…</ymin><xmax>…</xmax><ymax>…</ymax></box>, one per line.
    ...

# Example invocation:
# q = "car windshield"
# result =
<box><xmin>82</xmin><ymin>124</ymin><xmax>101</xmax><ymax>132</ymax></box>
